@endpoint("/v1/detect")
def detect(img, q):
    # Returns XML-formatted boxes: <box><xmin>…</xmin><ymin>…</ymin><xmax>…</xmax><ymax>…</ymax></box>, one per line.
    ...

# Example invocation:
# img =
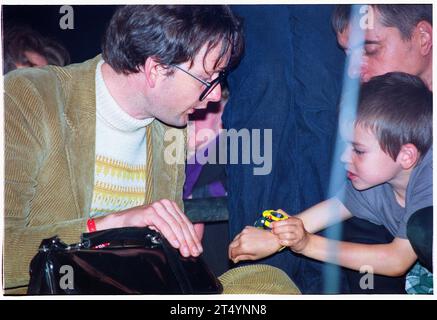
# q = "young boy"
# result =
<box><xmin>229</xmin><ymin>72</ymin><xmax>432</xmax><ymax>293</ymax></box>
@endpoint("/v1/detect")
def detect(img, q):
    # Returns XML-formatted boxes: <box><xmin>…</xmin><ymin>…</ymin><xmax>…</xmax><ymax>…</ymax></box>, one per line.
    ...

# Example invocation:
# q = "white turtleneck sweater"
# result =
<box><xmin>90</xmin><ymin>60</ymin><xmax>154</xmax><ymax>217</ymax></box>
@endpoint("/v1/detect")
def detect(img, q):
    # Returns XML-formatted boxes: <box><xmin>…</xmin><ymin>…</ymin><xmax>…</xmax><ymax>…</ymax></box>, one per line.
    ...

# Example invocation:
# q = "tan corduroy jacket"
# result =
<box><xmin>4</xmin><ymin>55</ymin><xmax>186</xmax><ymax>293</ymax></box>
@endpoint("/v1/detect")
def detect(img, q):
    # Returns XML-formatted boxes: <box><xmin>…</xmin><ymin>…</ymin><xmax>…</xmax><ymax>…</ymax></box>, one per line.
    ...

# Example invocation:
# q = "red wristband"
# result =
<box><xmin>87</xmin><ymin>218</ymin><xmax>97</xmax><ymax>232</ymax></box>
<box><xmin>87</xmin><ymin>218</ymin><xmax>109</xmax><ymax>248</ymax></box>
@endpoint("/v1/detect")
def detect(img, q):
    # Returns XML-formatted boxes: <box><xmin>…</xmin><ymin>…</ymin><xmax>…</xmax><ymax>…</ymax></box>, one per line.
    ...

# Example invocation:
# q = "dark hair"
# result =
<box><xmin>3</xmin><ymin>25</ymin><xmax>70</xmax><ymax>74</ymax></box>
<box><xmin>43</xmin><ymin>38</ymin><xmax>71</xmax><ymax>67</ymax></box>
<box><xmin>331</xmin><ymin>4</ymin><xmax>352</xmax><ymax>35</ymax></box>
<box><xmin>356</xmin><ymin>72</ymin><xmax>432</xmax><ymax>161</ymax></box>
<box><xmin>102</xmin><ymin>5</ymin><xmax>244</xmax><ymax>75</ymax></box>
<box><xmin>3</xmin><ymin>26</ymin><xmax>45</xmax><ymax>73</ymax></box>
<box><xmin>332</xmin><ymin>4</ymin><xmax>432</xmax><ymax>39</ymax></box>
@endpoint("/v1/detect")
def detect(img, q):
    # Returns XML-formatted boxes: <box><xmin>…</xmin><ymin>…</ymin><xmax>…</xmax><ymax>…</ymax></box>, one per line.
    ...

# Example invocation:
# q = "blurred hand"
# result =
<box><xmin>95</xmin><ymin>199</ymin><xmax>203</xmax><ymax>257</ymax></box>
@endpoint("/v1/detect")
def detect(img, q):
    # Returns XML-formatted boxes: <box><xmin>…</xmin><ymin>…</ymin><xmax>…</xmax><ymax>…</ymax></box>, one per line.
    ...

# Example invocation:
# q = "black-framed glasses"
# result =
<box><xmin>172</xmin><ymin>65</ymin><xmax>227</xmax><ymax>101</ymax></box>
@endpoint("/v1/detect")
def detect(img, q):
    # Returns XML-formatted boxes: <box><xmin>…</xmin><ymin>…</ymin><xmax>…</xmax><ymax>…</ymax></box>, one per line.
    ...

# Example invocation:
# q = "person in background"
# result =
<box><xmin>184</xmin><ymin>88</ymin><xmax>228</xmax><ymax>200</ymax></box>
<box><xmin>3</xmin><ymin>25</ymin><xmax>70</xmax><ymax>74</ymax></box>
<box><xmin>333</xmin><ymin>5</ymin><xmax>431</xmax><ymax>89</ymax></box>
<box><xmin>184</xmin><ymin>88</ymin><xmax>229</xmax><ymax>276</ymax></box>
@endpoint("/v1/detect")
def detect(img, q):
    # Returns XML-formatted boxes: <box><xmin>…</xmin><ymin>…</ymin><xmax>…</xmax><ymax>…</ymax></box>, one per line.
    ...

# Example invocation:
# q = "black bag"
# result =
<box><xmin>27</xmin><ymin>227</ymin><xmax>222</xmax><ymax>294</ymax></box>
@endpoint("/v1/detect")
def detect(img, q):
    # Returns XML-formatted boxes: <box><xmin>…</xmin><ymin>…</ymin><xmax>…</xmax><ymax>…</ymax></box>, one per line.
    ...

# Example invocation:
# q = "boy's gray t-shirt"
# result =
<box><xmin>340</xmin><ymin>148</ymin><xmax>432</xmax><ymax>239</ymax></box>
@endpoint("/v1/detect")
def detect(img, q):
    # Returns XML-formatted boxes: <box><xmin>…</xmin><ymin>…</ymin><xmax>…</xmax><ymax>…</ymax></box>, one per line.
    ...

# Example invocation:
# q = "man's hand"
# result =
<box><xmin>228</xmin><ymin>226</ymin><xmax>282</xmax><ymax>263</ymax></box>
<box><xmin>94</xmin><ymin>199</ymin><xmax>203</xmax><ymax>258</ymax></box>
<box><xmin>271</xmin><ymin>216</ymin><xmax>310</xmax><ymax>253</ymax></box>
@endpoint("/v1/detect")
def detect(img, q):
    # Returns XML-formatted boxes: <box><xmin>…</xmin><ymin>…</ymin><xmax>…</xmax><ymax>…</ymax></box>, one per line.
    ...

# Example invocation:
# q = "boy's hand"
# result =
<box><xmin>228</xmin><ymin>226</ymin><xmax>282</xmax><ymax>263</ymax></box>
<box><xmin>272</xmin><ymin>216</ymin><xmax>310</xmax><ymax>253</ymax></box>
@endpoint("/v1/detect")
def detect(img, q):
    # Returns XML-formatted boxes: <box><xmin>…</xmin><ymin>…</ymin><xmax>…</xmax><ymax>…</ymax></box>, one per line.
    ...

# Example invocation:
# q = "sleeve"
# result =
<box><xmin>337</xmin><ymin>181</ymin><xmax>384</xmax><ymax>227</ymax></box>
<box><xmin>175</xmin><ymin>163</ymin><xmax>186</xmax><ymax>212</ymax></box>
<box><xmin>4</xmin><ymin>73</ymin><xmax>87</xmax><ymax>289</ymax></box>
<box><xmin>399</xmin><ymin>149</ymin><xmax>433</xmax><ymax>238</ymax></box>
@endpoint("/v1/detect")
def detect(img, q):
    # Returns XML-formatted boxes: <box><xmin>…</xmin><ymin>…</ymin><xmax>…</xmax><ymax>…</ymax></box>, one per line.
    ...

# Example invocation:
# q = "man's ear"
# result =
<box><xmin>397</xmin><ymin>143</ymin><xmax>420</xmax><ymax>170</ymax></box>
<box><xmin>415</xmin><ymin>21</ymin><xmax>432</xmax><ymax>56</ymax></box>
<box><xmin>143</xmin><ymin>56</ymin><xmax>163</xmax><ymax>88</ymax></box>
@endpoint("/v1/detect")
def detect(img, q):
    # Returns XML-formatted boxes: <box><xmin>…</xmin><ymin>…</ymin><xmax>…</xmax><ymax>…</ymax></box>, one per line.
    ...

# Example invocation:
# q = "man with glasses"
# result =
<box><xmin>172</xmin><ymin>65</ymin><xmax>227</xmax><ymax>102</ymax></box>
<box><xmin>4</xmin><ymin>5</ymin><xmax>243</xmax><ymax>293</ymax></box>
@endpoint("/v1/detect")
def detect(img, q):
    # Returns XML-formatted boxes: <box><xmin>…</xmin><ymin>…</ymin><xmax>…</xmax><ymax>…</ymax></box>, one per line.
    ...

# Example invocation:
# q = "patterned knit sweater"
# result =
<box><xmin>90</xmin><ymin>60</ymin><xmax>154</xmax><ymax>217</ymax></box>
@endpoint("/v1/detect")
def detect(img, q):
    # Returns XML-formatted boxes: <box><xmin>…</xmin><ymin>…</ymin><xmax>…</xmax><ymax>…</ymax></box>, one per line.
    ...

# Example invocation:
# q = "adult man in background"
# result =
<box><xmin>333</xmin><ymin>4</ymin><xmax>432</xmax><ymax>89</ymax></box>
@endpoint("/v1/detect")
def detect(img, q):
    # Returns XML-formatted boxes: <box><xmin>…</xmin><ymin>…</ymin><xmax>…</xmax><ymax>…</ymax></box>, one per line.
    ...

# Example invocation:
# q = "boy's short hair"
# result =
<box><xmin>102</xmin><ymin>5</ymin><xmax>244</xmax><ymax>75</ymax></box>
<box><xmin>332</xmin><ymin>5</ymin><xmax>432</xmax><ymax>40</ymax></box>
<box><xmin>356</xmin><ymin>72</ymin><xmax>432</xmax><ymax>161</ymax></box>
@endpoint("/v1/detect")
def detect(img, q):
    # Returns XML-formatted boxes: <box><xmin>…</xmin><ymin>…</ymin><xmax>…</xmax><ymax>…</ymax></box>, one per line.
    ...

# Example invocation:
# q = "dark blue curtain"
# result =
<box><xmin>222</xmin><ymin>5</ymin><xmax>345</xmax><ymax>293</ymax></box>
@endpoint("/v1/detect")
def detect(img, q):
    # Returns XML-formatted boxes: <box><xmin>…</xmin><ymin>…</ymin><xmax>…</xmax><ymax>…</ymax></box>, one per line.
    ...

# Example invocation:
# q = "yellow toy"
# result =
<box><xmin>254</xmin><ymin>210</ymin><xmax>288</xmax><ymax>230</ymax></box>
<box><xmin>254</xmin><ymin>210</ymin><xmax>288</xmax><ymax>252</ymax></box>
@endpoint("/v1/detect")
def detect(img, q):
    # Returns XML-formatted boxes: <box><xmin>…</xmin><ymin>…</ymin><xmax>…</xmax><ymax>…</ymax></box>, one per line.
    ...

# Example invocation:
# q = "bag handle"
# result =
<box><xmin>81</xmin><ymin>227</ymin><xmax>162</xmax><ymax>249</ymax></box>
